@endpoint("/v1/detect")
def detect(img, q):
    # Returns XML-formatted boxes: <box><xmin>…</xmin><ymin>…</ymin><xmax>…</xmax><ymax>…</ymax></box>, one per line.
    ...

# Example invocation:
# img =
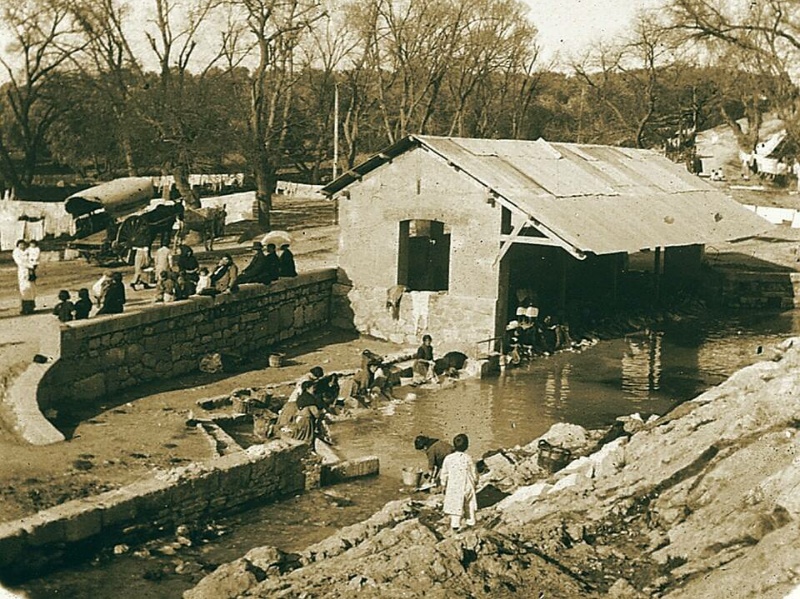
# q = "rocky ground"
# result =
<box><xmin>186</xmin><ymin>338</ymin><xmax>800</xmax><ymax>599</ymax></box>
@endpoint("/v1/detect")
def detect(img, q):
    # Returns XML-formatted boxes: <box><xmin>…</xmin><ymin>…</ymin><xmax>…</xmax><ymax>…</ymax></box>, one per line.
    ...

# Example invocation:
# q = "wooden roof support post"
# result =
<box><xmin>493</xmin><ymin>219</ymin><xmax>527</xmax><ymax>267</ymax></box>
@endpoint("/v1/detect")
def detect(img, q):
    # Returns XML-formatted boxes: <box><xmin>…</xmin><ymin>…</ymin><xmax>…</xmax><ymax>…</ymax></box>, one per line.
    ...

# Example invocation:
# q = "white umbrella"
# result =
<box><xmin>261</xmin><ymin>230</ymin><xmax>293</xmax><ymax>247</ymax></box>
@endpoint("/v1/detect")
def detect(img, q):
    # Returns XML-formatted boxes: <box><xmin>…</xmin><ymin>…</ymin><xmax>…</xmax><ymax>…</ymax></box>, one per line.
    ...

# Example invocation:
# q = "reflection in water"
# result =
<box><xmin>621</xmin><ymin>331</ymin><xmax>662</xmax><ymax>400</ymax></box>
<box><xmin>18</xmin><ymin>309</ymin><xmax>800</xmax><ymax>599</ymax></box>
<box><xmin>543</xmin><ymin>361</ymin><xmax>571</xmax><ymax>417</ymax></box>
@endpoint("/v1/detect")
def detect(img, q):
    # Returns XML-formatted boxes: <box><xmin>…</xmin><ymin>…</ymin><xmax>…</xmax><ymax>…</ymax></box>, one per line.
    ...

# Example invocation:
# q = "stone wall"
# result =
<box><xmin>702</xmin><ymin>267</ymin><xmax>798</xmax><ymax>309</ymax></box>
<box><xmin>38</xmin><ymin>270</ymin><xmax>336</xmax><ymax>412</ymax></box>
<box><xmin>334</xmin><ymin>284</ymin><xmax>495</xmax><ymax>352</ymax></box>
<box><xmin>0</xmin><ymin>439</ymin><xmax>315</xmax><ymax>581</ymax></box>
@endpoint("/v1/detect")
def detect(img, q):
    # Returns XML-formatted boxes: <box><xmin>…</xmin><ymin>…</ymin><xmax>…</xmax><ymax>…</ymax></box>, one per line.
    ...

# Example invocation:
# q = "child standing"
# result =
<box><xmin>440</xmin><ymin>433</ymin><xmax>478</xmax><ymax>531</ymax></box>
<box><xmin>74</xmin><ymin>288</ymin><xmax>92</xmax><ymax>320</ymax></box>
<box><xmin>52</xmin><ymin>290</ymin><xmax>74</xmax><ymax>322</ymax></box>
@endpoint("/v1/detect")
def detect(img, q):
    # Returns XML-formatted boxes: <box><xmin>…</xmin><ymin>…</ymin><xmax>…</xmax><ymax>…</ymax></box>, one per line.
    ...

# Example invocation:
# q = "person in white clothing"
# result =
<box><xmin>440</xmin><ymin>433</ymin><xmax>478</xmax><ymax>530</ymax></box>
<box><xmin>153</xmin><ymin>241</ymin><xmax>173</xmax><ymax>279</ymax></box>
<box><xmin>91</xmin><ymin>271</ymin><xmax>113</xmax><ymax>306</ymax></box>
<box><xmin>12</xmin><ymin>239</ymin><xmax>36</xmax><ymax>314</ymax></box>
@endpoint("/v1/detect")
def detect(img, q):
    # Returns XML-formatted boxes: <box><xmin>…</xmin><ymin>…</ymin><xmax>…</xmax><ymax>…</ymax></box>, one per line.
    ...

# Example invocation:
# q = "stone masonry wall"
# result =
<box><xmin>38</xmin><ymin>269</ymin><xmax>336</xmax><ymax>411</ymax></box>
<box><xmin>702</xmin><ymin>268</ymin><xmax>798</xmax><ymax>310</ymax></box>
<box><xmin>335</xmin><ymin>284</ymin><xmax>495</xmax><ymax>350</ymax></box>
<box><xmin>0</xmin><ymin>439</ymin><xmax>315</xmax><ymax>581</ymax></box>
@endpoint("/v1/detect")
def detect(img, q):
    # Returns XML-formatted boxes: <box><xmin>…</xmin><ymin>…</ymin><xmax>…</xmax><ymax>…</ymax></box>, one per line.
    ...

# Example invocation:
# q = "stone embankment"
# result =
<box><xmin>187</xmin><ymin>338</ymin><xmax>800</xmax><ymax>598</ymax></box>
<box><xmin>0</xmin><ymin>439</ymin><xmax>315</xmax><ymax>581</ymax></box>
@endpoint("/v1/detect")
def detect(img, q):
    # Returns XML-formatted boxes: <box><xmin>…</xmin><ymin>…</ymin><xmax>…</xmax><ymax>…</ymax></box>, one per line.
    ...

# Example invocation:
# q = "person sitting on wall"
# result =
<box><xmin>237</xmin><ymin>241</ymin><xmax>272</xmax><ymax>285</ymax></box>
<box><xmin>264</xmin><ymin>242</ymin><xmax>281</xmax><ymax>283</ymax></box>
<box><xmin>174</xmin><ymin>270</ymin><xmax>193</xmax><ymax>299</ymax></box>
<box><xmin>154</xmin><ymin>270</ymin><xmax>176</xmax><ymax>303</ymax></box>
<box><xmin>97</xmin><ymin>272</ymin><xmax>126</xmax><ymax>315</ymax></box>
<box><xmin>52</xmin><ymin>290</ymin><xmax>75</xmax><ymax>323</ymax></box>
<box><xmin>202</xmin><ymin>254</ymin><xmax>238</xmax><ymax>295</ymax></box>
<box><xmin>413</xmin><ymin>334</ymin><xmax>435</xmax><ymax>383</ymax></box>
<box><xmin>176</xmin><ymin>245</ymin><xmax>199</xmax><ymax>285</ymax></box>
<box><xmin>195</xmin><ymin>267</ymin><xmax>211</xmax><ymax>295</ymax></box>
<box><xmin>414</xmin><ymin>435</ymin><xmax>454</xmax><ymax>488</ymax></box>
<box><xmin>278</xmin><ymin>243</ymin><xmax>297</xmax><ymax>277</ymax></box>
<box><xmin>74</xmin><ymin>288</ymin><xmax>93</xmax><ymax>320</ymax></box>
<box><xmin>91</xmin><ymin>270</ymin><xmax>113</xmax><ymax>307</ymax></box>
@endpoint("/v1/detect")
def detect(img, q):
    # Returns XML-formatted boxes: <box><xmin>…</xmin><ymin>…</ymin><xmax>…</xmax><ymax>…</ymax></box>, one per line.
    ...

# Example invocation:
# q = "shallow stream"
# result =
<box><xmin>17</xmin><ymin>309</ymin><xmax>800</xmax><ymax>598</ymax></box>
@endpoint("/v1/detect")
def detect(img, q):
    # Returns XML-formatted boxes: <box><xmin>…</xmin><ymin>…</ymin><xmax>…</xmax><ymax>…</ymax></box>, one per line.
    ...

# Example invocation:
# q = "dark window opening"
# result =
<box><xmin>398</xmin><ymin>219</ymin><xmax>450</xmax><ymax>291</ymax></box>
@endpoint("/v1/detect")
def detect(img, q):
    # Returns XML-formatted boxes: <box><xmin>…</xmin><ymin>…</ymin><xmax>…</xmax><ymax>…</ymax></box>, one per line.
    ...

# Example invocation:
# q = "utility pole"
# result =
<box><xmin>333</xmin><ymin>83</ymin><xmax>339</xmax><ymax>181</ymax></box>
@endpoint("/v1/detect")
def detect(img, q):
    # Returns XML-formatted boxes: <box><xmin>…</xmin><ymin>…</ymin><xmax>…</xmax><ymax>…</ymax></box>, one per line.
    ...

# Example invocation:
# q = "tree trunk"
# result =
<box><xmin>172</xmin><ymin>158</ymin><xmax>199</xmax><ymax>207</ymax></box>
<box><xmin>253</xmin><ymin>140</ymin><xmax>274</xmax><ymax>229</ymax></box>
<box><xmin>122</xmin><ymin>135</ymin><xmax>138</xmax><ymax>177</ymax></box>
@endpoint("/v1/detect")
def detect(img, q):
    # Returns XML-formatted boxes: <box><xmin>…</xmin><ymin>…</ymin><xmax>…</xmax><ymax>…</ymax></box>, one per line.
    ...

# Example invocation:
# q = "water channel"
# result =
<box><xmin>16</xmin><ymin>309</ymin><xmax>800</xmax><ymax>598</ymax></box>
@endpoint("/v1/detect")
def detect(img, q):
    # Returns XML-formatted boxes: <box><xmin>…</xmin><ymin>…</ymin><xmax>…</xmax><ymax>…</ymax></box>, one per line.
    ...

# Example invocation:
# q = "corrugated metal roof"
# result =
<box><xmin>322</xmin><ymin>135</ymin><xmax>771</xmax><ymax>255</ymax></box>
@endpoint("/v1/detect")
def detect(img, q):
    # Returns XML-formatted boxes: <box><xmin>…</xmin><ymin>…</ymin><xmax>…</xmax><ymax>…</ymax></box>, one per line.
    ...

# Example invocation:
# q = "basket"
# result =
<box><xmin>401</xmin><ymin>467</ymin><xmax>423</xmax><ymax>487</ymax></box>
<box><xmin>268</xmin><ymin>353</ymin><xmax>284</xmax><ymax>368</ymax></box>
<box><xmin>537</xmin><ymin>439</ymin><xmax>572</xmax><ymax>473</ymax></box>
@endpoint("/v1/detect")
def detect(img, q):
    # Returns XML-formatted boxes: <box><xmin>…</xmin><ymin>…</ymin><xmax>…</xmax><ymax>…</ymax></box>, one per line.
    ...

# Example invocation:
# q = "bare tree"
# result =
<box><xmin>67</xmin><ymin>0</ymin><xmax>145</xmax><ymax>176</ymax></box>
<box><xmin>144</xmin><ymin>0</ymin><xmax>228</xmax><ymax>205</ymax></box>
<box><xmin>0</xmin><ymin>0</ymin><xmax>85</xmax><ymax>191</ymax></box>
<box><xmin>573</xmin><ymin>14</ymin><xmax>673</xmax><ymax>148</ymax></box>
<box><xmin>667</xmin><ymin>0</ymin><xmax>800</xmax><ymax>147</ymax></box>
<box><xmin>225</xmin><ymin>0</ymin><xmax>325</xmax><ymax>227</ymax></box>
<box><xmin>445</xmin><ymin>0</ymin><xmax>538</xmax><ymax>138</ymax></box>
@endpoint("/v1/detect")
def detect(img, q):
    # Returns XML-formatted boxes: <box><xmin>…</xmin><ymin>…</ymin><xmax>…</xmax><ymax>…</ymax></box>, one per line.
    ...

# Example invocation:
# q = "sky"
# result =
<box><xmin>0</xmin><ymin>0</ymin><xmax>663</xmax><ymax>77</ymax></box>
<box><xmin>524</xmin><ymin>0</ymin><xmax>663</xmax><ymax>65</ymax></box>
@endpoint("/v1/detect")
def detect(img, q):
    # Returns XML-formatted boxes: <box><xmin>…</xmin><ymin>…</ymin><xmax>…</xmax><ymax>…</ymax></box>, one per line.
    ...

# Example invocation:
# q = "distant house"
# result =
<box><xmin>749</xmin><ymin>130</ymin><xmax>793</xmax><ymax>177</ymax></box>
<box><xmin>323</xmin><ymin>135</ymin><xmax>770</xmax><ymax>349</ymax></box>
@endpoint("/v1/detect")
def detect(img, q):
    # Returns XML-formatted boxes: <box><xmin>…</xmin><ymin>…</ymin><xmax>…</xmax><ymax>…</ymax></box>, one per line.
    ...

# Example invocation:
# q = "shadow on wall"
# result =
<box><xmin>332</xmin><ymin>268</ymin><xmax>356</xmax><ymax>330</ymax></box>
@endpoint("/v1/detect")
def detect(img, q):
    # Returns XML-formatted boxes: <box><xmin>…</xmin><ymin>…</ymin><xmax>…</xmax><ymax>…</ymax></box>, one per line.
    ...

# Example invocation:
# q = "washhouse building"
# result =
<box><xmin>323</xmin><ymin>135</ymin><xmax>770</xmax><ymax>350</ymax></box>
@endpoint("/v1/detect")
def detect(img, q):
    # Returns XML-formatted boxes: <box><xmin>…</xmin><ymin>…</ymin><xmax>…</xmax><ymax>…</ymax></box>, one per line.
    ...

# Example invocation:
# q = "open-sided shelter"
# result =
<box><xmin>323</xmin><ymin>135</ymin><xmax>770</xmax><ymax>349</ymax></box>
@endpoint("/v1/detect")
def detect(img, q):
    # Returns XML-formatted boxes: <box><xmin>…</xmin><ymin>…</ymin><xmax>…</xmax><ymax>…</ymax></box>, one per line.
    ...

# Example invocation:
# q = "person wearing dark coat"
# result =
<box><xmin>238</xmin><ymin>241</ymin><xmax>272</xmax><ymax>284</ymax></box>
<box><xmin>74</xmin><ymin>288</ymin><xmax>93</xmax><ymax>320</ymax></box>
<box><xmin>175</xmin><ymin>245</ymin><xmax>199</xmax><ymax>284</ymax></box>
<box><xmin>98</xmin><ymin>272</ymin><xmax>126</xmax><ymax>314</ymax></box>
<box><xmin>264</xmin><ymin>243</ymin><xmax>281</xmax><ymax>283</ymax></box>
<box><xmin>278</xmin><ymin>243</ymin><xmax>297</xmax><ymax>277</ymax></box>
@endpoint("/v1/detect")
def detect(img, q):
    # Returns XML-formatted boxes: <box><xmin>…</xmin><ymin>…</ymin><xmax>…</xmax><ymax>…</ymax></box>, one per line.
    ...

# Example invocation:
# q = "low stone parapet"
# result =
<box><xmin>38</xmin><ymin>269</ymin><xmax>337</xmax><ymax>415</ymax></box>
<box><xmin>0</xmin><ymin>439</ymin><xmax>315</xmax><ymax>581</ymax></box>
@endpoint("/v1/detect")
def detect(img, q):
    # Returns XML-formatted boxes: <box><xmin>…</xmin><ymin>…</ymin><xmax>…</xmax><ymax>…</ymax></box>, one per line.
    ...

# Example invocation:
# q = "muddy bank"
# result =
<box><xmin>188</xmin><ymin>337</ymin><xmax>800</xmax><ymax>598</ymax></box>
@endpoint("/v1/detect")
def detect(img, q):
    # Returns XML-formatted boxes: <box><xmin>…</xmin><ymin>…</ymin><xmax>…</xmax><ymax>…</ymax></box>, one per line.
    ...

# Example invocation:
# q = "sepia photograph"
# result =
<box><xmin>0</xmin><ymin>0</ymin><xmax>799</xmax><ymax>597</ymax></box>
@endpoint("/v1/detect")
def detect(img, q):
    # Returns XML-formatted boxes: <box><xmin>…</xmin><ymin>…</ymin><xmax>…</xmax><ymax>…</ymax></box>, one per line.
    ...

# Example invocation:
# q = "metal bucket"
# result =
<box><xmin>268</xmin><ymin>353</ymin><xmax>284</xmax><ymax>368</ymax></box>
<box><xmin>401</xmin><ymin>467</ymin><xmax>423</xmax><ymax>487</ymax></box>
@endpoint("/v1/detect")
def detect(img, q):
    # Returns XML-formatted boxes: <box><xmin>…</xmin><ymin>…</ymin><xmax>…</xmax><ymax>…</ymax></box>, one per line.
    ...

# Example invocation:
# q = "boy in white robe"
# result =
<box><xmin>440</xmin><ymin>433</ymin><xmax>478</xmax><ymax>530</ymax></box>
